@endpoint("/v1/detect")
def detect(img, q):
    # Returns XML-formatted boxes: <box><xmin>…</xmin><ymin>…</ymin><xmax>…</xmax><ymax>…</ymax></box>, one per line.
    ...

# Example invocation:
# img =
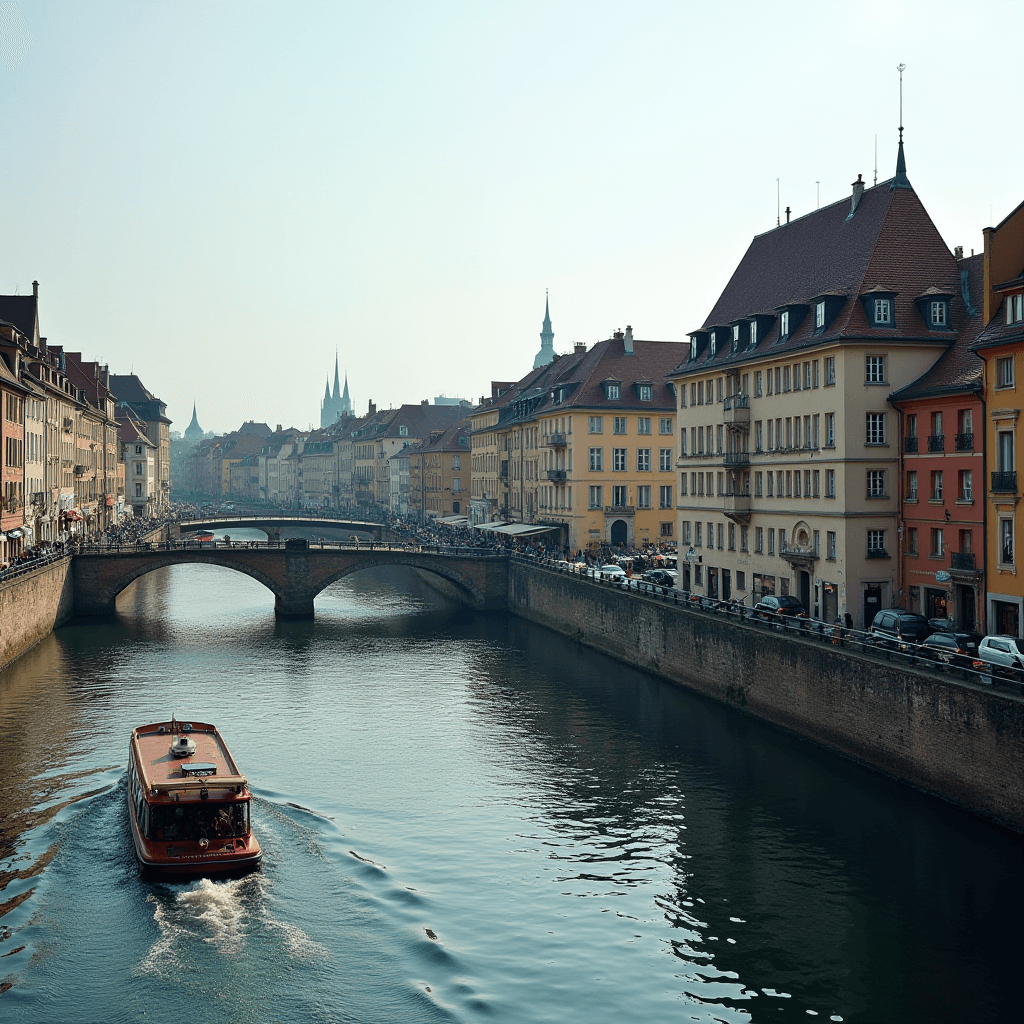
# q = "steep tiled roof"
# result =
<box><xmin>674</xmin><ymin>173</ymin><xmax>962</xmax><ymax>377</ymax></box>
<box><xmin>890</xmin><ymin>254</ymin><xmax>986</xmax><ymax>401</ymax></box>
<box><xmin>0</xmin><ymin>294</ymin><xmax>38</xmax><ymax>342</ymax></box>
<box><xmin>110</xmin><ymin>374</ymin><xmax>158</xmax><ymax>403</ymax></box>
<box><xmin>414</xmin><ymin>419</ymin><xmax>471</xmax><ymax>453</ymax></box>
<box><xmin>381</xmin><ymin>403</ymin><xmax>466</xmax><ymax>439</ymax></box>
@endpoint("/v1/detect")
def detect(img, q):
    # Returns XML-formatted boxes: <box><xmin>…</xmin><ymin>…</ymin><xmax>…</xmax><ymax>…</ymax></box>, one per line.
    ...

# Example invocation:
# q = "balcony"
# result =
<box><xmin>954</xmin><ymin>432</ymin><xmax>974</xmax><ymax>452</ymax></box>
<box><xmin>904</xmin><ymin>436</ymin><xmax>919</xmax><ymax>453</ymax></box>
<box><xmin>866</xmin><ymin>548</ymin><xmax>890</xmax><ymax>559</ymax></box>
<box><xmin>722</xmin><ymin>491</ymin><xmax>751</xmax><ymax>522</ymax></box>
<box><xmin>722</xmin><ymin>451</ymin><xmax>750</xmax><ymax>466</ymax></box>
<box><xmin>927</xmin><ymin>434</ymin><xmax>945</xmax><ymax>452</ymax></box>
<box><xmin>722</xmin><ymin>395</ymin><xmax>750</xmax><ymax>426</ymax></box>
<box><xmin>546</xmin><ymin>469</ymin><xmax>567</xmax><ymax>481</ymax></box>
<box><xmin>544</xmin><ymin>432</ymin><xmax>567</xmax><ymax>447</ymax></box>
<box><xmin>992</xmin><ymin>471</ymin><xmax>1018</xmax><ymax>493</ymax></box>
<box><xmin>950</xmin><ymin>551</ymin><xmax>977</xmax><ymax>572</ymax></box>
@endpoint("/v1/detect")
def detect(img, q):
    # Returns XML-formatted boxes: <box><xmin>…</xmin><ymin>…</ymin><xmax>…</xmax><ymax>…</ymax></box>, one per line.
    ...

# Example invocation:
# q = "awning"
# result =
<box><xmin>492</xmin><ymin>523</ymin><xmax>561</xmax><ymax>537</ymax></box>
<box><xmin>5</xmin><ymin>529</ymin><xmax>23</xmax><ymax>539</ymax></box>
<box><xmin>473</xmin><ymin>521</ymin><xmax>507</xmax><ymax>532</ymax></box>
<box><xmin>64</xmin><ymin>509</ymin><xmax>84</xmax><ymax>521</ymax></box>
<box><xmin>436</xmin><ymin>515</ymin><xmax>469</xmax><ymax>525</ymax></box>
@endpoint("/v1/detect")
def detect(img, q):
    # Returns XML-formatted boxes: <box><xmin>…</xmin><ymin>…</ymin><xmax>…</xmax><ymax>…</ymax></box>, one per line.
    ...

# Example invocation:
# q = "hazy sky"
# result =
<box><xmin>2</xmin><ymin>1</ymin><xmax>1022</xmax><ymax>435</ymax></box>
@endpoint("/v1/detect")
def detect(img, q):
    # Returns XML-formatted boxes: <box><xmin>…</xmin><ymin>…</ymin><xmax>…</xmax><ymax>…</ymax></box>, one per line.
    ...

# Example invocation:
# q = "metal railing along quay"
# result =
<box><xmin>508</xmin><ymin>552</ymin><xmax>1024</xmax><ymax>695</ymax></box>
<box><xmin>0</xmin><ymin>552</ymin><xmax>70</xmax><ymax>584</ymax></box>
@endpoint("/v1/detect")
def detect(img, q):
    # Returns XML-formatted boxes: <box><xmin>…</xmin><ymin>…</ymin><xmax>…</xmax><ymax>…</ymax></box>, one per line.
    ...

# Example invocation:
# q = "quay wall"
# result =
<box><xmin>0</xmin><ymin>559</ymin><xmax>74</xmax><ymax>672</ymax></box>
<box><xmin>508</xmin><ymin>562</ymin><xmax>1024</xmax><ymax>832</ymax></box>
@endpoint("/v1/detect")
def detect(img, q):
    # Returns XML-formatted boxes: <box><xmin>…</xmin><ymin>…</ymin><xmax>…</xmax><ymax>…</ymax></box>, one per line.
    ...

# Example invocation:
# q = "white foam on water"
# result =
<box><xmin>261</xmin><ymin>915</ymin><xmax>331</xmax><ymax>963</ymax></box>
<box><xmin>179</xmin><ymin>877</ymin><xmax>252</xmax><ymax>954</ymax></box>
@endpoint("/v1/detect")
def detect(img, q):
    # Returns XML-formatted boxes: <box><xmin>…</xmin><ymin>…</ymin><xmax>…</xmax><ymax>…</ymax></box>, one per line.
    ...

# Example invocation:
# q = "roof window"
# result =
<box><xmin>1008</xmin><ymin>293</ymin><xmax>1024</xmax><ymax>324</ymax></box>
<box><xmin>913</xmin><ymin>288</ymin><xmax>954</xmax><ymax>331</ymax></box>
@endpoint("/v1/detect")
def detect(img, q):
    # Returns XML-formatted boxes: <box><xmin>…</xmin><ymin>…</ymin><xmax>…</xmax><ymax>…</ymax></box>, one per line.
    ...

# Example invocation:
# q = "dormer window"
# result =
<box><xmin>689</xmin><ymin>338</ymin><xmax>697</xmax><ymax>360</ymax></box>
<box><xmin>399</xmin><ymin>425</ymin><xmax>408</xmax><ymax>436</ymax></box>
<box><xmin>603</xmin><ymin>383</ymin><xmax>619</xmax><ymax>401</ymax></box>
<box><xmin>709</xmin><ymin>332</ymin><xmax>717</xmax><ymax>356</ymax></box>
<box><xmin>732</xmin><ymin>325</ymin><xmax>740</xmax><ymax>345</ymax></box>
<box><xmin>1007</xmin><ymin>294</ymin><xmax>1024</xmax><ymax>324</ymax></box>
<box><xmin>639</xmin><ymin>384</ymin><xmax>652</xmax><ymax>402</ymax></box>
<box><xmin>749</xmin><ymin>321</ymin><xmax>757</xmax><ymax>347</ymax></box>
<box><xmin>780</xmin><ymin>311</ymin><xmax>790</xmax><ymax>338</ymax></box>
<box><xmin>874</xmin><ymin>298</ymin><xmax>892</xmax><ymax>324</ymax></box>
<box><xmin>930</xmin><ymin>301</ymin><xmax>947</xmax><ymax>327</ymax></box>
<box><xmin>815</xmin><ymin>301</ymin><xmax>826</xmax><ymax>329</ymax></box>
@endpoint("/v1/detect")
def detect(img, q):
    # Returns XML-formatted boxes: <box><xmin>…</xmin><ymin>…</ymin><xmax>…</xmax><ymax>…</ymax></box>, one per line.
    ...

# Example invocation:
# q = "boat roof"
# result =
<box><xmin>132</xmin><ymin>721</ymin><xmax>248</xmax><ymax>799</ymax></box>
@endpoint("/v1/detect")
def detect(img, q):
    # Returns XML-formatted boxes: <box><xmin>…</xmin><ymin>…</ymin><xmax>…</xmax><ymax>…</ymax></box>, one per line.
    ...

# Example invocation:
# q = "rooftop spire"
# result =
<box><xmin>332</xmin><ymin>350</ymin><xmax>341</xmax><ymax>400</ymax></box>
<box><xmin>892</xmin><ymin>63</ymin><xmax>911</xmax><ymax>190</ymax></box>
<box><xmin>534</xmin><ymin>290</ymin><xmax>555</xmax><ymax>369</ymax></box>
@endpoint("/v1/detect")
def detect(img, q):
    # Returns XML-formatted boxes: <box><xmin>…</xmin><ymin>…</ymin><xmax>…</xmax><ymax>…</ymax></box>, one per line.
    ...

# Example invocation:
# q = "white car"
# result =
<box><xmin>597</xmin><ymin>564</ymin><xmax>627</xmax><ymax>581</ymax></box>
<box><xmin>975</xmin><ymin>635</ymin><xmax>1024</xmax><ymax>687</ymax></box>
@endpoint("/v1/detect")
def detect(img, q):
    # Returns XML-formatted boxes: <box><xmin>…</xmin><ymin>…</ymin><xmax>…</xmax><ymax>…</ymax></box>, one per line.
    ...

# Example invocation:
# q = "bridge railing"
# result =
<box><xmin>509</xmin><ymin>552</ymin><xmax>1019</xmax><ymax>694</ymax></box>
<box><xmin>74</xmin><ymin>539</ymin><xmax>508</xmax><ymax>559</ymax></box>
<box><xmin>0</xmin><ymin>551</ymin><xmax>71</xmax><ymax>584</ymax></box>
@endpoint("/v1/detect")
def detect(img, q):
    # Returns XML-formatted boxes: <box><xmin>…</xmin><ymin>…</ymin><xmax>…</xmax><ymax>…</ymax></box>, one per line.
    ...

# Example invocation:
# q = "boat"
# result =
<box><xmin>193</xmin><ymin>530</ymin><xmax>215</xmax><ymax>542</ymax></box>
<box><xmin>127</xmin><ymin>719</ymin><xmax>263</xmax><ymax>878</ymax></box>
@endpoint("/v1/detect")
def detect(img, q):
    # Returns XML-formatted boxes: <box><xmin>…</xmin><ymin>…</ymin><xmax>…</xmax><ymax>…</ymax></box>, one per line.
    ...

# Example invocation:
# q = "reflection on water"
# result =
<box><xmin>0</xmin><ymin>561</ymin><xmax>1020</xmax><ymax>1022</ymax></box>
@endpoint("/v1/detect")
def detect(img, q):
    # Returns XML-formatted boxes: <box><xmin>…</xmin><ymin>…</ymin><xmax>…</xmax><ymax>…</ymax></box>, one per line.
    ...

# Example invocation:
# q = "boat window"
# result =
<box><xmin>148</xmin><ymin>801</ymin><xmax>249</xmax><ymax>841</ymax></box>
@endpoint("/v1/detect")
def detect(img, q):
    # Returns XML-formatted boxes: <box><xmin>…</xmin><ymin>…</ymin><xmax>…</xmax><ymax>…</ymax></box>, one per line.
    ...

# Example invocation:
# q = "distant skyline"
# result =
<box><xmin>3</xmin><ymin>1</ymin><xmax>1023</xmax><ymax>435</ymax></box>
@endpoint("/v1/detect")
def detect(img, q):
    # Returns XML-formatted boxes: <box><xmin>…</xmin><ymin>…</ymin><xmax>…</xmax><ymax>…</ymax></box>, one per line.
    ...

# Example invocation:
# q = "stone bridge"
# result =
<box><xmin>172</xmin><ymin>515</ymin><xmax>384</xmax><ymax>542</ymax></box>
<box><xmin>72</xmin><ymin>547</ymin><xmax>508</xmax><ymax>618</ymax></box>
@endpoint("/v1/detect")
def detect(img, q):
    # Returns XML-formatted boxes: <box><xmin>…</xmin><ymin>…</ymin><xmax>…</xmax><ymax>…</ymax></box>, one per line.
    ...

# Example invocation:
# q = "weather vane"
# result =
<box><xmin>897</xmin><ymin>63</ymin><xmax>906</xmax><ymax>142</ymax></box>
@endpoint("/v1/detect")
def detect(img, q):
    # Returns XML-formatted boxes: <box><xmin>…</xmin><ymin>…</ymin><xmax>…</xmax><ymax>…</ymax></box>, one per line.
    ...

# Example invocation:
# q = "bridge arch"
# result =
<box><xmin>306</xmin><ymin>555</ymin><xmax>484</xmax><ymax>607</ymax></box>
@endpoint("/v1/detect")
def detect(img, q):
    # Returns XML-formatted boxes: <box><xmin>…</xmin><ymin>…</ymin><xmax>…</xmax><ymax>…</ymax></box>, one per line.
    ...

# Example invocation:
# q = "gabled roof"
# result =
<box><xmin>0</xmin><ymin>294</ymin><xmax>38</xmax><ymax>343</ymax></box>
<box><xmin>381</xmin><ymin>403</ymin><xmax>467</xmax><ymax>440</ymax></box>
<box><xmin>110</xmin><ymin>373</ymin><xmax>159</xmax><ymax>404</ymax></box>
<box><xmin>674</xmin><ymin>168</ymin><xmax>962</xmax><ymax>376</ymax></box>
<box><xmin>890</xmin><ymin>254</ymin><xmax>986</xmax><ymax>402</ymax></box>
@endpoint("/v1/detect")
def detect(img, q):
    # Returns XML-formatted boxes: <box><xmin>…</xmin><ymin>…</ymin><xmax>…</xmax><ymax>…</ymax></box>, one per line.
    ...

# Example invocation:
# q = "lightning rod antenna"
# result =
<box><xmin>776</xmin><ymin>178</ymin><xmax>780</xmax><ymax>226</ymax></box>
<box><xmin>898</xmin><ymin>63</ymin><xmax>906</xmax><ymax>144</ymax></box>
<box><xmin>874</xmin><ymin>135</ymin><xmax>878</xmax><ymax>186</ymax></box>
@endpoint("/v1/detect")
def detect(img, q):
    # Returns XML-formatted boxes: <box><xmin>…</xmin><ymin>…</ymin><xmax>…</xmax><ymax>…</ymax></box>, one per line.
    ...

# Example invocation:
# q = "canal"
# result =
<box><xmin>0</xmin><ymin>556</ymin><xmax>1020</xmax><ymax>1022</ymax></box>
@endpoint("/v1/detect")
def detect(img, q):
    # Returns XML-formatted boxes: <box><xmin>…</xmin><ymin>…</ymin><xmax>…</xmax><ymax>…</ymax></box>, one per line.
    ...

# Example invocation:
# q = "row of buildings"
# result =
<box><xmin>178</xmin><ymin>399</ymin><xmax>473</xmax><ymax>516</ymax></box>
<box><xmin>0</xmin><ymin>285</ymin><xmax>172</xmax><ymax>563</ymax></box>
<box><xmin>460</xmin><ymin>141</ymin><xmax>1024</xmax><ymax>633</ymax></box>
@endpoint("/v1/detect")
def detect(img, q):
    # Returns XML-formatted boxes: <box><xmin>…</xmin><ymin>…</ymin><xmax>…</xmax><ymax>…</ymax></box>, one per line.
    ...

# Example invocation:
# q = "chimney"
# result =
<box><xmin>850</xmin><ymin>173</ymin><xmax>865</xmax><ymax>217</ymax></box>
<box><xmin>954</xmin><ymin>245</ymin><xmax>964</xmax><ymax>260</ymax></box>
<box><xmin>421</xmin><ymin>398</ymin><xmax>429</xmax><ymax>407</ymax></box>
<box><xmin>32</xmin><ymin>281</ymin><xmax>38</xmax><ymax>299</ymax></box>
<box><xmin>368</xmin><ymin>400</ymin><xmax>376</xmax><ymax>416</ymax></box>
<box><xmin>276</xmin><ymin>424</ymin><xmax>282</xmax><ymax>433</ymax></box>
<box><xmin>785</xmin><ymin>206</ymin><xmax>791</xmax><ymax>224</ymax></box>
<box><xmin>623</xmin><ymin>325</ymin><xmax>634</xmax><ymax>354</ymax></box>
<box><xmin>574</xmin><ymin>342</ymin><xmax>586</xmax><ymax>353</ymax></box>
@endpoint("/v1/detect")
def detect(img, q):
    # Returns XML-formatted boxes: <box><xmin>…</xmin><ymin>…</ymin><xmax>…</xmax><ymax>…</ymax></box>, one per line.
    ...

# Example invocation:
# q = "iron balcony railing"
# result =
<box><xmin>927</xmin><ymin>434</ymin><xmax>945</xmax><ymax>452</ymax></box>
<box><xmin>545</xmin><ymin>432</ymin><xmax>567</xmax><ymax>447</ymax></box>
<box><xmin>950</xmin><ymin>551</ymin><xmax>976</xmax><ymax>571</ymax></box>
<box><xmin>904</xmin><ymin>436</ymin><xmax>919</xmax><ymax>453</ymax></box>
<box><xmin>546</xmin><ymin>469</ymin><xmax>566</xmax><ymax>481</ymax></box>
<box><xmin>722</xmin><ymin>452</ymin><xmax>750</xmax><ymax>466</ymax></box>
<box><xmin>722</xmin><ymin>395</ymin><xmax>750</xmax><ymax>410</ymax></box>
<box><xmin>992</xmin><ymin>471</ymin><xmax>1018</xmax><ymax>493</ymax></box>
<box><xmin>955</xmin><ymin>432</ymin><xmax>974</xmax><ymax>451</ymax></box>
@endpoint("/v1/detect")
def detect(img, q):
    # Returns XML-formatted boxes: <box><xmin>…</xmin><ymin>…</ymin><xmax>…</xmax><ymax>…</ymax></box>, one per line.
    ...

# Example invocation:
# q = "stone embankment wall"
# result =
<box><xmin>0</xmin><ymin>559</ymin><xmax>74</xmax><ymax>672</ymax></box>
<box><xmin>508</xmin><ymin>562</ymin><xmax>1024</xmax><ymax>832</ymax></box>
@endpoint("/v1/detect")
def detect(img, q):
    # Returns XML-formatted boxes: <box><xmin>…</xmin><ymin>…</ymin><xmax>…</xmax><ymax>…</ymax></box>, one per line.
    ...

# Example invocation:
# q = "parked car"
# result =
<box><xmin>595</xmin><ymin>564</ymin><xmax>626</xmax><ymax>581</ymax></box>
<box><xmin>868</xmin><ymin>609</ymin><xmax>932</xmax><ymax>653</ymax></box>
<box><xmin>753</xmin><ymin>595</ymin><xmax>808</xmax><ymax>627</ymax></box>
<box><xmin>918</xmin><ymin>631</ymin><xmax>984</xmax><ymax>669</ymax></box>
<box><xmin>975</xmin><ymin>635</ymin><xmax>1024</xmax><ymax>686</ymax></box>
<box><xmin>642</xmin><ymin>569</ymin><xmax>675</xmax><ymax>588</ymax></box>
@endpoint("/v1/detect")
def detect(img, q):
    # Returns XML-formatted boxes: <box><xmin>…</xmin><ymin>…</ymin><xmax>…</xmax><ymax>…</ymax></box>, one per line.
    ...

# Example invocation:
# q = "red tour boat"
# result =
<box><xmin>127</xmin><ymin>719</ymin><xmax>263</xmax><ymax>877</ymax></box>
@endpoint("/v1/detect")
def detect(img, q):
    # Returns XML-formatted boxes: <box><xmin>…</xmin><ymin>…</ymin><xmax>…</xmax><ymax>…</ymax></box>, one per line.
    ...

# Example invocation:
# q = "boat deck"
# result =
<box><xmin>133</xmin><ymin>721</ymin><xmax>247</xmax><ymax>798</ymax></box>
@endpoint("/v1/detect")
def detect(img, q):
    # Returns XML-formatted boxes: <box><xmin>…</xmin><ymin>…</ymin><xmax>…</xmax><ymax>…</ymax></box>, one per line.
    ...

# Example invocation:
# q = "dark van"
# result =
<box><xmin>869</xmin><ymin>609</ymin><xmax>931</xmax><ymax>652</ymax></box>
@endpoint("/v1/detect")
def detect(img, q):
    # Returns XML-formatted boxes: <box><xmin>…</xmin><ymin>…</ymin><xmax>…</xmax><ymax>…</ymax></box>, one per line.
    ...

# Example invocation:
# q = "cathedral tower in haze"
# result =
<box><xmin>534</xmin><ymin>293</ymin><xmax>555</xmax><ymax>368</ymax></box>
<box><xmin>320</xmin><ymin>353</ymin><xmax>353</xmax><ymax>427</ymax></box>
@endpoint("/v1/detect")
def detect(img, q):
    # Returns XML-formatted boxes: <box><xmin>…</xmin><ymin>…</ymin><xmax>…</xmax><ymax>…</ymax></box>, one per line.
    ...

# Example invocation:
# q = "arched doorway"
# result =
<box><xmin>610</xmin><ymin>519</ymin><xmax>628</xmax><ymax>546</ymax></box>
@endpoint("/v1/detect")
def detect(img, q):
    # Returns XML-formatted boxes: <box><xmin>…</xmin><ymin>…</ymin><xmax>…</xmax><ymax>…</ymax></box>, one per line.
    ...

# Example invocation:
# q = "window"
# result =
<box><xmin>732</xmin><ymin>324</ymin><xmax>740</xmax><ymax>348</ymax></box>
<box><xmin>783</xmin><ymin>366</ymin><xmax>791</xmax><ymax>392</ymax></box>
<box><xmin>740</xmin><ymin>526</ymin><xmax>749</xmax><ymax>552</ymax></box>
<box><xmin>660</xmin><ymin>522</ymin><xmax>673</xmax><ymax>537</ymax></box>
<box><xmin>755</xmin><ymin>527</ymin><xmax>764</xmax><ymax>553</ymax></box>
<box><xmin>813</xmin><ymin>469</ymin><xmax>820</xmax><ymax>497</ymax></box>
<box><xmin>1006</xmin><ymin>294</ymin><xmax>1024</xmax><ymax>324</ymax></box>
<box><xmin>588</xmin><ymin>416</ymin><xmax>603</xmax><ymax>433</ymax></box>
<box><xmin>815</xmin><ymin>301</ymin><xmax>826</xmax><ymax>329</ymax></box>
<box><xmin>613</xmin><ymin>485</ymin><xmax>627</xmax><ymax>506</ymax></box>
<box><xmin>680</xmin><ymin>473</ymin><xmax>687</xmax><ymax>495</ymax></box>
<box><xmin>135</xmin><ymin>445</ymin><xmax>142</xmax><ymax>455</ymax></box>
<box><xmin>825</xmin><ymin>356</ymin><xmax>836</xmax><ymax>385</ymax></box>
<box><xmin>637</xmin><ymin>417</ymin><xmax>652</xmax><ymax>435</ymax></box>
<box><xmin>827</xmin><ymin>531</ymin><xmax>836</xmax><ymax>560</ymax></box>
<box><xmin>960</xmin><ymin>529</ymin><xmax>973</xmax><ymax>555</ymax></box>
<box><xmin>813</xmin><ymin>360</ymin><xmax>819</xmax><ymax>388</ymax></box>
<box><xmin>695</xmin><ymin>522</ymin><xmax>702</xmax><ymax>546</ymax></box>
<box><xmin>659</xmin><ymin>417</ymin><xmax>672</xmax><ymax>434</ymax></box>
<box><xmin>812</xmin><ymin>414</ymin><xmax>820</xmax><ymax>447</ymax></box>
<box><xmin>931</xmin><ymin>470</ymin><xmax>943</xmax><ymax>500</ymax></box>
<box><xmin>755</xmin><ymin>370</ymin><xmax>763</xmax><ymax>396</ymax></box>
<box><xmin>874</xmin><ymin>298</ymin><xmax>892</xmax><ymax>324</ymax></box>
<box><xmin>717</xmin><ymin>523</ymin><xmax>724</xmax><ymax>549</ymax></box>
<box><xmin>682</xmin><ymin>521</ymin><xmax>691</xmax><ymax>544</ymax></box>
<box><xmin>780</xmin><ymin>310</ymin><xmax>790</xmax><ymax>337</ymax></box>
<box><xmin>690</xmin><ymin>338</ymin><xmax>698</xmax><ymax>360</ymax></box>
<box><xmin>589</xmin><ymin>448</ymin><xmax>603</xmax><ymax>471</ymax></box>
<box><xmin>998</xmin><ymin>430</ymin><xmax>1014</xmax><ymax>471</ymax></box>
<box><xmin>607</xmin><ymin>384</ymin><xmax>620</xmax><ymax>400</ymax></box>
<box><xmin>998</xmin><ymin>357</ymin><xmax>1014</xmax><ymax>389</ymax></box>
<box><xmin>768</xmin><ymin>528</ymin><xmax>775</xmax><ymax>555</ymax></box>
<box><xmin>135</xmin><ymin>463</ymin><xmax>143</xmax><ymax>475</ymax></box>
<box><xmin>866</xmin><ymin>356</ymin><xmax>886</xmax><ymax>383</ymax></box>
<box><xmin>637</xmin><ymin>485</ymin><xmax>651</xmax><ymax>509</ymax></box>
<box><xmin>135</xmin><ymin>482</ymin><xmax>142</xmax><ymax>497</ymax></box>
<box><xmin>927</xmin><ymin>527</ymin><xmax>944</xmax><ymax>557</ymax></box>
<box><xmin>867</xmin><ymin>470</ymin><xmax>886</xmax><ymax>497</ymax></box>
<box><xmin>452</xmin><ymin>477</ymin><xmax>461</xmax><ymax>491</ymax></box>
<box><xmin>930</xmin><ymin>300</ymin><xmax>947</xmax><ymax>326</ymax></box>
<box><xmin>1000</xmin><ymin>518</ymin><xmax>1014</xmax><ymax>565</ymax></box>
<box><xmin>710</xmin><ymin>332</ymin><xmax>717</xmax><ymax>355</ymax></box>
<box><xmin>639</xmin><ymin>385</ymin><xmax>652</xmax><ymax>402</ymax></box>
<box><xmin>907</xmin><ymin>527</ymin><xmax>918</xmax><ymax>555</ymax></box>
<box><xmin>866</xmin><ymin>413</ymin><xmax>885</xmax><ymax>445</ymax></box>
<box><xmin>728</xmin><ymin>523</ymin><xmax>736</xmax><ymax>550</ymax></box>
<box><xmin>767</xmin><ymin>472</ymin><xmax>774</xmax><ymax>497</ymax></box>
<box><xmin>637</xmin><ymin>449</ymin><xmax>651</xmax><ymax>472</ymax></box>
<box><xmin>614</xmin><ymin>416</ymin><xmax>627</xmax><ymax>434</ymax></box>
<box><xmin>959</xmin><ymin>469</ymin><xmax>973</xmax><ymax>501</ymax></box>
<box><xmin>793</xmin><ymin>363</ymin><xmax>802</xmax><ymax>392</ymax></box>
<box><xmin>825</xmin><ymin>413</ymin><xmax>835</xmax><ymax>447</ymax></box>
<box><xmin>826</xmin><ymin>469</ymin><xmax>836</xmax><ymax>497</ymax></box>
<box><xmin>907</xmin><ymin>413</ymin><xmax>917</xmax><ymax>438</ymax></box>
<box><xmin>659</xmin><ymin>485</ymin><xmax>672</xmax><ymax>508</ymax></box>
<box><xmin>706</xmin><ymin>522</ymin><xmax>713</xmax><ymax>549</ymax></box>
<box><xmin>749</xmin><ymin>321</ymin><xmax>757</xmax><ymax>347</ymax></box>
<box><xmin>906</xmin><ymin>470</ymin><xmax>918</xmax><ymax>499</ymax></box>
<box><xmin>659</xmin><ymin>448</ymin><xmax>673</xmax><ymax>471</ymax></box>
<box><xmin>589</xmin><ymin>485</ymin><xmax>602</xmax><ymax>509</ymax></box>
<box><xmin>867</xmin><ymin>529</ymin><xmax>886</xmax><ymax>554</ymax></box>
<box><xmin>613</xmin><ymin>448</ymin><xmax>627</xmax><ymax>471</ymax></box>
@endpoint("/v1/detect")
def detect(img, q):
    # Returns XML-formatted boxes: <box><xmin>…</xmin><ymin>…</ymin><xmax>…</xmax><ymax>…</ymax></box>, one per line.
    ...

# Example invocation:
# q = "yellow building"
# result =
<box><xmin>973</xmin><ymin>199</ymin><xmax>1024</xmax><ymax>635</ymax></box>
<box><xmin>407</xmin><ymin>421</ymin><xmax>471</xmax><ymax>517</ymax></box>
<box><xmin>470</xmin><ymin>331</ymin><xmax>687</xmax><ymax>553</ymax></box>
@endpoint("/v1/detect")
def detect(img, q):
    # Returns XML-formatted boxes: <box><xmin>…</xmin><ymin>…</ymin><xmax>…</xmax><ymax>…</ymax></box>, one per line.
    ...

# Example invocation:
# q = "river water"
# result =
<box><xmin>0</xmin><ymin>551</ymin><xmax>1020</xmax><ymax>1023</ymax></box>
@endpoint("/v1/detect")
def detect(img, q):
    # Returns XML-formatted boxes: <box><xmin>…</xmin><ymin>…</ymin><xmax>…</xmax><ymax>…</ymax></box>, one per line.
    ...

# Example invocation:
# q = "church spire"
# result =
<box><xmin>534</xmin><ymin>290</ymin><xmax>555</xmax><ymax>369</ymax></box>
<box><xmin>332</xmin><ymin>351</ymin><xmax>341</xmax><ymax>400</ymax></box>
<box><xmin>342</xmin><ymin>371</ymin><xmax>351</xmax><ymax>413</ymax></box>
